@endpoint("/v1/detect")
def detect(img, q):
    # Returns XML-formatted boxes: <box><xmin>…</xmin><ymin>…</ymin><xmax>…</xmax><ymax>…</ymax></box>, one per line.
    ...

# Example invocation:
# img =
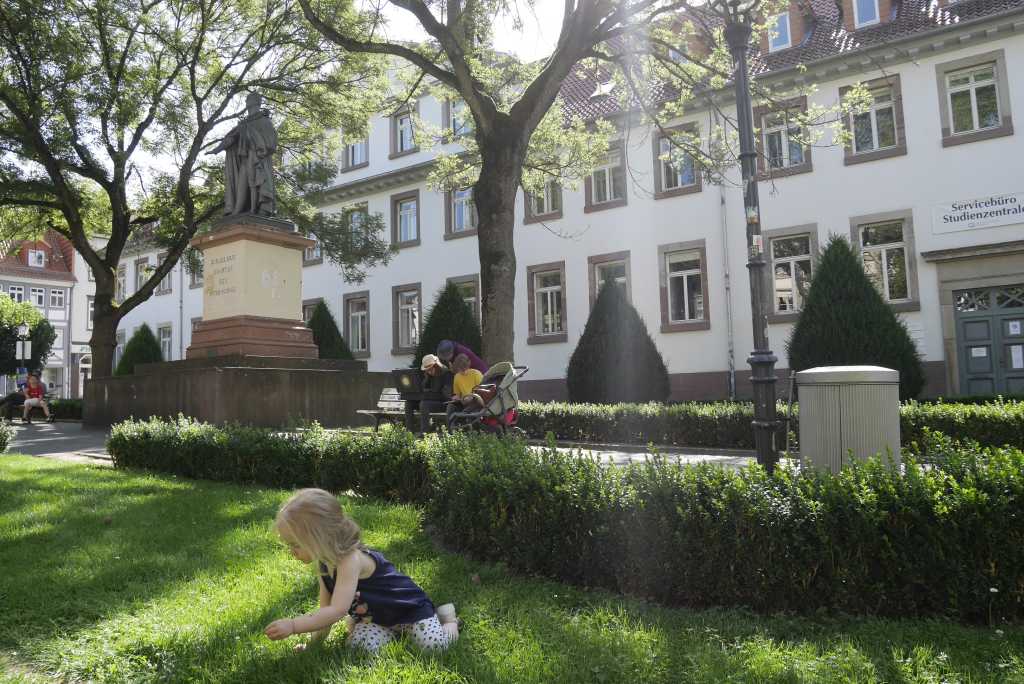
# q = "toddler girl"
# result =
<box><xmin>264</xmin><ymin>488</ymin><xmax>458</xmax><ymax>652</ymax></box>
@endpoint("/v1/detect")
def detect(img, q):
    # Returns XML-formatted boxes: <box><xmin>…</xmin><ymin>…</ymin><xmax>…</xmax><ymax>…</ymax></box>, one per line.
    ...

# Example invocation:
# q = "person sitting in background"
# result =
<box><xmin>22</xmin><ymin>374</ymin><xmax>54</xmax><ymax>424</ymax></box>
<box><xmin>404</xmin><ymin>355</ymin><xmax>452</xmax><ymax>435</ymax></box>
<box><xmin>0</xmin><ymin>383</ymin><xmax>26</xmax><ymax>421</ymax></box>
<box><xmin>436</xmin><ymin>340</ymin><xmax>487</xmax><ymax>375</ymax></box>
<box><xmin>447</xmin><ymin>354</ymin><xmax>484</xmax><ymax>425</ymax></box>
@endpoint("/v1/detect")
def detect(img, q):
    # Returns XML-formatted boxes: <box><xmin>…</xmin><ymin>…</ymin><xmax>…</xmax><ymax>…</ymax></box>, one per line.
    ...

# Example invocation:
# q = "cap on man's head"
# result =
<box><xmin>437</xmin><ymin>340</ymin><xmax>455</xmax><ymax>361</ymax></box>
<box><xmin>420</xmin><ymin>354</ymin><xmax>443</xmax><ymax>371</ymax></box>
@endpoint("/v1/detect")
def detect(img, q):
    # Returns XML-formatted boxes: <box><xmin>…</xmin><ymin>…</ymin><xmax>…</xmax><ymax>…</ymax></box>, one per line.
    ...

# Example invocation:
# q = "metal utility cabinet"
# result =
<box><xmin>796</xmin><ymin>366</ymin><xmax>901</xmax><ymax>473</ymax></box>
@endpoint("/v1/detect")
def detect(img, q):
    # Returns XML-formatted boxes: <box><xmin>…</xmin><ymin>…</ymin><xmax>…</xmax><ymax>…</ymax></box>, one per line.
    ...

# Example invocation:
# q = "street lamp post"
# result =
<box><xmin>710</xmin><ymin>0</ymin><xmax>779</xmax><ymax>472</ymax></box>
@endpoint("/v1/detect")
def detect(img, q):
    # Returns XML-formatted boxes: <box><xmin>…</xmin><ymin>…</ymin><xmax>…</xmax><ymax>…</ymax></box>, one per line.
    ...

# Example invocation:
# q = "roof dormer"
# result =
<box><xmin>842</xmin><ymin>0</ymin><xmax>894</xmax><ymax>31</ymax></box>
<box><xmin>760</xmin><ymin>2</ymin><xmax>814</xmax><ymax>54</ymax></box>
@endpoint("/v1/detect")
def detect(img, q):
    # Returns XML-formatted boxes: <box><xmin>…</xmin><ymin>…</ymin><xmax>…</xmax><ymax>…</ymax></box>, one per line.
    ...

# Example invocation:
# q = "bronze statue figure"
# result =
<box><xmin>208</xmin><ymin>92</ymin><xmax>278</xmax><ymax>216</ymax></box>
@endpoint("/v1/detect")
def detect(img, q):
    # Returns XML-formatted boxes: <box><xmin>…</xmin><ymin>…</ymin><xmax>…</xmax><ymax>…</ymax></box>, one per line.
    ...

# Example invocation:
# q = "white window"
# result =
<box><xmin>9</xmin><ymin>286</ymin><xmax>24</xmax><ymax>303</ymax></box>
<box><xmin>768</xmin><ymin>13</ymin><xmax>791</xmax><ymax>52</ymax></box>
<box><xmin>344</xmin><ymin>138</ymin><xmax>368</xmax><ymax>167</ymax></box>
<box><xmin>53</xmin><ymin>327</ymin><xmax>65</xmax><ymax>348</ymax></box>
<box><xmin>396</xmin><ymin>113</ymin><xmax>414</xmax><ymax>152</ymax></box>
<box><xmin>860</xmin><ymin>221</ymin><xmax>909</xmax><ymax>302</ymax></box>
<box><xmin>347</xmin><ymin>298</ymin><xmax>368</xmax><ymax>352</ymax></box>
<box><xmin>530</xmin><ymin>182</ymin><xmax>561</xmax><ymax>216</ymax></box>
<box><xmin>762</xmin><ymin>110</ymin><xmax>805</xmax><ymax>169</ymax></box>
<box><xmin>304</xmin><ymin>240</ymin><xmax>322</xmax><ymax>263</ymax></box>
<box><xmin>666</xmin><ymin>251</ymin><xmax>705</xmax><ymax>322</ymax></box>
<box><xmin>135</xmin><ymin>259</ymin><xmax>149</xmax><ymax>292</ymax></box>
<box><xmin>27</xmin><ymin>250</ymin><xmax>45</xmax><ymax>267</ymax></box>
<box><xmin>590</xmin><ymin>151</ymin><xmax>625</xmax><ymax>205</ymax></box>
<box><xmin>30</xmin><ymin>287</ymin><xmax>45</xmax><ymax>307</ymax></box>
<box><xmin>451</xmin><ymin>189</ymin><xmax>477</xmax><ymax>233</ymax></box>
<box><xmin>770</xmin><ymin>236</ymin><xmax>813</xmax><ymax>313</ymax></box>
<box><xmin>947</xmin><ymin>64</ymin><xmax>1001</xmax><ymax>135</ymax></box>
<box><xmin>114</xmin><ymin>330</ymin><xmax>126</xmax><ymax>369</ymax></box>
<box><xmin>87</xmin><ymin>298</ymin><xmax>94</xmax><ymax>329</ymax></box>
<box><xmin>397</xmin><ymin>290</ymin><xmax>420</xmax><ymax>349</ymax></box>
<box><xmin>852</xmin><ymin>86</ymin><xmax>897</xmax><ymax>153</ymax></box>
<box><xmin>158</xmin><ymin>325</ymin><xmax>172</xmax><ymax>360</ymax></box>
<box><xmin>398</xmin><ymin>198</ymin><xmax>418</xmax><ymax>242</ymax></box>
<box><xmin>659</xmin><ymin>137</ymin><xmax>696</xmax><ymax>190</ymax></box>
<box><xmin>449</xmin><ymin>100</ymin><xmax>472</xmax><ymax>136</ymax></box>
<box><xmin>534</xmin><ymin>271</ymin><xmax>563</xmax><ymax>335</ymax></box>
<box><xmin>116</xmin><ymin>265</ymin><xmax>127</xmax><ymax>302</ymax></box>
<box><xmin>156</xmin><ymin>255</ymin><xmax>172</xmax><ymax>293</ymax></box>
<box><xmin>853</xmin><ymin>0</ymin><xmax>879</xmax><ymax>27</ymax></box>
<box><xmin>49</xmin><ymin>288</ymin><xmax>65</xmax><ymax>308</ymax></box>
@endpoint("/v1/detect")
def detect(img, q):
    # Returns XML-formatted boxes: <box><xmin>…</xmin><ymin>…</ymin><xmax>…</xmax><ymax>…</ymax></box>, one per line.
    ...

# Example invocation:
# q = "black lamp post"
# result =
<box><xmin>710</xmin><ymin>0</ymin><xmax>779</xmax><ymax>472</ymax></box>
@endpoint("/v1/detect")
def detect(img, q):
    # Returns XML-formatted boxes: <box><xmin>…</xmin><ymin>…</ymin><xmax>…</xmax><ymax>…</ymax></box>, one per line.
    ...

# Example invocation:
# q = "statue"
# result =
<box><xmin>208</xmin><ymin>92</ymin><xmax>278</xmax><ymax>216</ymax></box>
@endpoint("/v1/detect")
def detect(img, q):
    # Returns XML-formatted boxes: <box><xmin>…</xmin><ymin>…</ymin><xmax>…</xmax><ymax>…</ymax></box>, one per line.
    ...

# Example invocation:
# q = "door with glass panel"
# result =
<box><xmin>955</xmin><ymin>285</ymin><xmax>1024</xmax><ymax>395</ymax></box>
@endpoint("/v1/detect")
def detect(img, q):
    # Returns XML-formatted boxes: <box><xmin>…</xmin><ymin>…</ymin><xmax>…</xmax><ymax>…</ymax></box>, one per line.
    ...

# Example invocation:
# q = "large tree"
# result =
<box><xmin>0</xmin><ymin>0</ymin><xmax>393</xmax><ymax>376</ymax></box>
<box><xmin>298</xmin><ymin>0</ymin><xmax>857</xmax><ymax>363</ymax></box>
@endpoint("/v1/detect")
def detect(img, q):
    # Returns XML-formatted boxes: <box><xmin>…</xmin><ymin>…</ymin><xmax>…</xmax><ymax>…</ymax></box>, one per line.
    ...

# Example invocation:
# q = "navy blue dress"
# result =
<box><xmin>319</xmin><ymin>548</ymin><xmax>435</xmax><ymax>627</ymax></box>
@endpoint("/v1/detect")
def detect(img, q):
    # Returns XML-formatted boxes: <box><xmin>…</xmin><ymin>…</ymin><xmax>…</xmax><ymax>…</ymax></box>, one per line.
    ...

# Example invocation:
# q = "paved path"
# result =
<box><xmin>5</xmin><ymin>422</ymin><xmax>756</xmax><ymax>470</ymax></box>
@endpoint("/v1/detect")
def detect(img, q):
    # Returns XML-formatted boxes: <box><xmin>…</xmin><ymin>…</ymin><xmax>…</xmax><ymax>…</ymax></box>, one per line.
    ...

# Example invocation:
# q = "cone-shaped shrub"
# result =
<box><xmin>307</xmin><ymin>301</ymin><xmax>353</xmax><ymax>360</ymax></box>
<box><xmin>787</xmin><ymin>235</ymin><xmax>925</xmax><ymax>399</ymax></box>
<box><xmin>412</xmin><ymin>282</ymin><xmax>482</xmax><ymax>368</ymax></box>
<box><xmin>115</xmin><ymin>323</ymin><xmax>164</xmax><ymax>376</ymax></box>
<box><xmin>566</xmin><ymin>281</ymin><xmax>670</xmax><ymax>403</ymax></box>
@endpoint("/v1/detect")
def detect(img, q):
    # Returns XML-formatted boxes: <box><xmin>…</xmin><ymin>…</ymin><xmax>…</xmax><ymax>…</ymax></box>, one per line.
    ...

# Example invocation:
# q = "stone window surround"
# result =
<box><xmin>753</xmin><ymin>95</ymin><xmax>813</xmax><ymax>179</ymax></box>
<box><xmin>652</xmin><ymin>124</ymin><xmax>703</xmax><ymax>200</ymax></box>
<box><xmin>156</xmin><ymin>322</ymin><xmax>173</xmax><ymax>360</ymax></box>
<box><xmin>155</xmin><ymin>252</ymin><xmax>172</xmax><ymax>294</ymax></box>
<box><xmin>763</xmin><ymin>224</ymin><xmax>820</xmax><ymax>325</ymax></box>
<box><xmin>447</xmin><ymin>274</ymin><xmax>481</xmax><ymax>322</ymax></box>
<box><xmin>584</xmin><ymin>140</ymin><xmax>628</xmax><ymax>213</ymax></box>
<box><xmin>391</xmin><ymin>282</ymin><xmax>422</xmax><ymax>355</ymax></box>
<box><xmin>840</xmin><ymin>74</ymin><xmax>908</xmax><ymax>165</ymax></box>
<box><xmin>343</xmin><ymin>290</ymin><xmax>371</xmax><ymax>359</ymax></box>
<box><xmin>444</xmin><ymin>188</ymin><xmax>478</xmax><ymax>240</ymax></box>
<box><xmin>523</xmin><ymin>182</ymin><xmax>564</xmax><ymax>224</ymax></box>
<box><xmin>935</xmin><ymin>49</ymin><xmax>1014</xmax><ymax>148</ymax></box>
<box><xmin>658</xmin><ymin>239</ymin><xmax>711</xmax><ymax>333</ymax></box>
<box><xmin>134</xmin><ymin>257</ymin><xmax>150</xmax><ymax>293</ymax></box>
<box><xmin>390</xmin><ymin>189</ymin><xmax>421</xmax><ymax>249</ymax></box>
<box><xmin>441</xmin><ymin>99</ymin><xmax>472</xmax><ymax>138</ymax></box>
<box><xmin>588</xmin><ymin>250</ymin><xmax>632</xmax><ymax>308</ymax></box>
<box><xmin>526</xmin><ymin>261</ymin><xmax>568</xmax><ymax>345</ymax></box>
<box><xmin>340</xmin><ymin>135</ymin><xmax>370</xmax><ymax>173</ymax></box>
<box><xmin>848</xmin><ymin>207</ymin><xmax>921</xmax><ymax>313</ymax></box>
<box><xmin>389</xmin><ymin>102</ymin><xmax>420</xmax><ymax>159</ymax></box>
<box><xmin>302</xmin><ymin>297</ymin><xmax>323</xmax><ymax>323</ymax></box>
<box><xmin>302</xmin><ymin>238</ymin><xmax>323</xmax><ymax>267</ymax></box>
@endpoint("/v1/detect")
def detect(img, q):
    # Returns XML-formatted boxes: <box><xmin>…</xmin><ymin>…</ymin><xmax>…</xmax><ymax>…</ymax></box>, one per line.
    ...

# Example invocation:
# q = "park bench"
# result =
<box><xmin>357</xmin><ymin>387</ymin><xmax>447</xmax><ymax>431</ymax></box>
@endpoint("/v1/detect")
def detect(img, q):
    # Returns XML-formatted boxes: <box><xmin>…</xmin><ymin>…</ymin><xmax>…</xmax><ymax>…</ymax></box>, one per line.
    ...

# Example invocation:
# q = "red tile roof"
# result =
<box><xmin>0</xmin><ymin>231</ymin><xmax>78</xmax><ymax>282</ymax></box>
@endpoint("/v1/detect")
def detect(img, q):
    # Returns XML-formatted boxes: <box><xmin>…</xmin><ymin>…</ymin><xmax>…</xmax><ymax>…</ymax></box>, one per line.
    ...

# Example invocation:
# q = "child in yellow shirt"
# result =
<box><xmin>451</xmin><ymin>353</ymin><xmax>484</xmax><ymax>406</ymax></box>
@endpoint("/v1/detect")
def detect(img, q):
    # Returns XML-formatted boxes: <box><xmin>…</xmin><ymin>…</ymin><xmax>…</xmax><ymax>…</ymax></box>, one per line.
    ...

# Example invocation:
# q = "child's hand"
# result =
<box><xmin>264</xmin><ymin>618</ymin><xmax>295</xmax><ymax>640</ymax></box>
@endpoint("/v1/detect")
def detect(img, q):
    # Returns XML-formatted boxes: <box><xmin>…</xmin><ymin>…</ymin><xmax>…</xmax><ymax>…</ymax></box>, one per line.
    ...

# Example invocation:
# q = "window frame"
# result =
<box><xmin>524</xmin><ymin>181</ymin><xmax>564</xmax><ymax>224</ymax></box>
<box><xmin>303</xmin><ymin>238</ymin><xmax>323</xmax><ymax>266</ymax></box>
<box><xmin>841</xmin><ymin>75</ymin><xmax>907</xmax><ymax>165</ymax></box>
<box><xmin>653</xmin><ymin>125</ymin><xmax>702</xmax><ymax>199</ymax></box>
<box><xmin>849</xmin><ymin>209</ymin><xmax>920</xmax><ymax>313</ymax></box>
<box><xmin>389</xmin><ymin>104</ymin><xmax>419</xmax><ymax>159</ymax></box>
<box><xmin>341</xmin><ymin>135</ymin><xmax>369</xmax><ymax>172</ymax></box>
<box><xmin>29</xmin><ymin>287</ymin><xmax>45</xmax><ymax>308</ymax></box>
<box><xmin>443</xmin><ymin>99</ymin><xmax>473</xmax><ymax>138</ymax></box>
<box><xmin>768</xmin><ymin>12</ymin><xmax>791</xmax><ymax>52</ymax></box>
<box><xmin>763</xmin><ymin>225</ymin><xmax>820</xmax><ymax>324</ymax></box>
<box><xmin>753</xmin><ymin>96</ymin><xmax>813</xmax><ymax>178</ymax></box>
<box><xmin>587</xmin><ymin>251</ymin><xmax>632</xmax><ymax>308</ymax></box>
<box><xmin>8</xmin><ymin>285</ymin><xmax>24</xmax><ymax>303</ymax></box>
<box><xmin>86</xmin><ymin>296</ymin><xmax>94</xmax><ymax>330</ymax></box>
<box><xmin>134</xmin><ymin>257</ymin><xmax>150</xmax><ymax>293</ymax></box>
<box><xmin>526</xmin><ymin>261</ymin><xmax>568</xmax><ymax>344</ymax></box>
<box><xmin>49</xmin><ymin>288</ymin><xmax>65</xmax><ymax>309</ymax></box>
<box><xmin>157</xmin><ymin>324</ymin><xmax>172</xmax><ymax>361</ymax></box>
<box><xmin>391</xmin><ymin>282</ymin><xmax>422</xmax><ymax>355</ymax></box>
<box><xmin>155</xmin><ymin>253</ymin><xmax>172</xmax><ymax>295</ymax></box>
<box><xmin>852</xmin><ymin>0</ymin><xmax>880</xmax><ymax>28</ymax></box>
<box><xmin>935</xmin><ymin>49</ymin><xmax>1014</xmax><ymax>148</ymax></box>
<box><xmin>584</xmin><ymin>142</ymin><xmax>627</xmax><ymax>213</ymax></box>
<box><xmin>116</xmin><ymin>264</ymin><xmax>127</xmax><ymax>301</ymax></box>
<box><xmin>343</xmin><ymin>290</ymin><xmax>371</xmax><ymax>359</ymax></box>
<box><xmin>445</xmin><ymin>188</ymin><xmax>479</xmax><ymax>239</ymax></box>
<box><xmin>448</xmin><ymin>274</ymin><xmax>481</xmax><ymax>324</ymax></box>
<box><xmin>302</xmin><ymin>297</ymin><xmax>323</xmax><ymax>324</ymax></box>
<box><xmin>658</xmin><ymin>240</ymin><xmax>711</xmax><ymax>333</ymax></box>
<box><xmin>27</xmin><ymin>249</ymin><xmax>45</xmax><ymax>267</ymax></box>
<box><xmin>390</xmin><ymin>190</ymin><xmax>421</xmax><ymax>249</ymax></box>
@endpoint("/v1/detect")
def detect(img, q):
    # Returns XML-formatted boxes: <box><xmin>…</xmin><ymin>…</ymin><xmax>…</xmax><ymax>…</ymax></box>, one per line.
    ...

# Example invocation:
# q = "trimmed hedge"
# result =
<box><xmin>107</xmin><ymin>418</ymin><xmax>1024</xmax><ymax>623</ymax></box>
<box><xmin>49</xmin><ymin>398</ymin><xmax>82</xmax><ymax>420</ymax></box>
<box><xmin>516</xmin><ymin>399</ymin><xmax>1024</xmax><ymax>452</ymax></box>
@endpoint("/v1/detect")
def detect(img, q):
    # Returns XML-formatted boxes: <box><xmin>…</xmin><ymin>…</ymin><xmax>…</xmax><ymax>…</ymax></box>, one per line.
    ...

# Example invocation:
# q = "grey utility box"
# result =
<box><xmin>796</xmin><ymin>366</ymin><xmax>901</xmax><ymax>473</ymax></box>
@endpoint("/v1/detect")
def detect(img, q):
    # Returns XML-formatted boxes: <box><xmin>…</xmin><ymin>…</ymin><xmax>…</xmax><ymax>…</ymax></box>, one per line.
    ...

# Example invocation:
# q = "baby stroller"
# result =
<box><xmin>447</xmin><ymin>362</ymin><xmax>529</xmax><ymax>436</ymax></box>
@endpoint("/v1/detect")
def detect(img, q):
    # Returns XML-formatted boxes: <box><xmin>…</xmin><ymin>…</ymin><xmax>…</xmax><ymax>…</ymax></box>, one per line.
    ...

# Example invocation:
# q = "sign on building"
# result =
<box><xmin>933</xmin><ymin>192</ymin><xmax>1024</xmax><ymax>234</ymax></box>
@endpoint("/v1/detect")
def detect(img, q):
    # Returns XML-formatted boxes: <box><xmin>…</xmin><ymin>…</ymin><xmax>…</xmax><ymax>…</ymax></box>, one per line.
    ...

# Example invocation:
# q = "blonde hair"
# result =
<box><xmin>274</xmin><ymin>488</ymin><xmax>362</xmax><ymax>569</ymax></box>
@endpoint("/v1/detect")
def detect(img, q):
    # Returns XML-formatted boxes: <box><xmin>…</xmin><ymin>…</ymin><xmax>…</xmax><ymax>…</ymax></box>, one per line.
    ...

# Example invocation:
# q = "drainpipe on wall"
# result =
<box><xmin>178</xmin><ymin>262</ymin><xmax>185</xmax><ymax>360</ymax></box>
<box><xmin>714</xmin><ymin>109</ymin><xmax>737</xmax><ymax>400</ymax></box>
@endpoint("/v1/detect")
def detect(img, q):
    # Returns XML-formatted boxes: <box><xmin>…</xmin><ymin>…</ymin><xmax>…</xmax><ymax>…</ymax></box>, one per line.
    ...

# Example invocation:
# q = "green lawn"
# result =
<box><xmin>2</xmin><ymin>455</ymin><xmax>1023</xmax><ymax>683</ymax></box>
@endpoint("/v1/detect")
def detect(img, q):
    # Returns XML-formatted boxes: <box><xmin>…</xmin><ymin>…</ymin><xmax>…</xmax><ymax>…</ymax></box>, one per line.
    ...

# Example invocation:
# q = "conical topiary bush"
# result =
<box><xmin>307</xmin><ymin>300</ymin><xmax>353</xmax><ymax>359</ymax></box>
<box><xmin>566</xmin><ymin>281</ymin><xmax>670</xmax><ymax>403</ymax></box>
<box><xmin>787</xmin><ymin>234</ymin><xmax>925</xmax><ymax>399</ymax></box>
<box><xmin>412</xmin><ymin>282</ymin><xmax>482</xmax><ymax>368</ymax></box>
<box><xmin>115</xmin><ymin>323</ymin><xmax>164</xmax><ymax>376</ymax></box>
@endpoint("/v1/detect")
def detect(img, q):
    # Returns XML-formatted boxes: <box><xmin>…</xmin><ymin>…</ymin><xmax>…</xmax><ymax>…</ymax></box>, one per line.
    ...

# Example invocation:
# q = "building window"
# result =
<box><xmin>769</xmin><ymin>13</ymin><xmax>791</xmax><ymax>52</ymax></box>
<box><xmin>659</xmin><ymin>137</ymin><xmax>696</xmax><ymax>191</ymax></box>
<box><xmin>585</xmin><ymin>144</ymin><xmax>626</xmax><ymax>212</ymax></box>
<box><xmin>114</xmin><ymin>330</ymin><xmax>126</xmax><ymax>369</ymax></box>
<box><xmin>391</xmin><ymin>108</ymin><xmax>417</xmax><ymax>157</ymax></box>
<box><xmin>30</xmin><ymin>287</ymin><xmax>45</xmax><ymax>307</ymax></box>
<box><xmin>343</xmin><ymin>138</ymin><xmax>368</xmax><ymax>169</ymax></box>
<box><xmin>448</xmin><ymin>188</ymin><xmax>478</xmax><ymax>235</ymax></box>
<box><xmin>27</xmin><ymin>250</ymin><xmax>45</xmax><ymax>267</ymax></box>
<box><xmin>304</xmin><ymin>239</ymin><xmax>322</xmax><ymax>265</ymax></box>
<box><xmin>189</xmin><ymin>264</ymin><xmax>203</xmax><ymax>288</ymax></box>
<box><xmin>852</xmin><ymin>86</ymin><xmax>897</xmax><ymax>153</ymax></box>
<box><xmin>345</xmin><ymin>294</ymin><xmax>369</xmax><ymax>355</ymax></box>
<box><xmin>302</xmin><ymin>301</ymin><xmax>318</xmax><ymax>323</ymax></box>
<box><xmin>666</xmin><ymin>251</ymin><xmax>705</xmax><ymax>323</ymax></box>
<box><xmin>525</xmin><ymin>181</ymin><xmax>563</xmax><ymax>224</ymax></box>
<box><xmin>191</xmin><ymin>317</ymin><xmax>202</xmax><ymax>332</ymax></box>
<box><xmin>763</xmin><ymin>110</ymin><xmax>804</xmax><ymax>169</ymax></box>
<box><xmin>448</xmin><ymin>100</ymin><xmax>472</xmax><ymax>136</ymax></box>
<box><xmin>87</xmin><ymin>297</ymin><xmax>94</xmax><ymax>330</ymax></box>
<box><xmin>8</xmin><ymin>286</ymin><xmax>24</xmax><ymax>303</ymax></box>
<box><xmin>116</xmin><ymin>264</ymin><xmax>127</xmax><ymax>302</ymax></box>
<box><xmin>526</xmin><ymin>262</ymin><xmax>566</xmax><ymax>344</ymax></box>
<box><xmin>448</xmin><ymin>276</ymin><xmax>480</xmax><ymax>322</ymax></box>
<box><xmin>49</xmin><ymin>288</ymin><xmax>65</xmax><ymax>309</ymax></box>
<box><xmin>158</xmin><ymin>325</ymin><xmax>172</xmax><ymax>361</ymax></box>
<box><xmin>853</xmin><ymin>0</ymin><xmax>879</xmax><ymax>27</ymax></box>
<box><xmin>588</xmin><ymin>251</ymin><xmax>632</xmax><ymax>307</ymax></box>
<box><xmin>53</xmin><ymin>327</ymin><xmax>64</xmax><ymax>349</ymax></box>
<box><xmin>391</xmin><ymin>191</ymin><xmax>420</xmax><ymax>247</ymax></box>
<box><xmin>393</xmin><ymin>285</ymin><xmax>421</xmax><ymax>352</ymax></box>
<box><xmin>771</xmin><ymin>236</ymin><xmax>812</xmax><ymax>313</ymax></box>
<box><xmin>936</xmin><ymin>51</ymin><xmax>1013</xmax><ymax>147</ymax></box>
<box><xmin>135</xmin><ymin>258</ymin><xmax>149</xmax><ymax>292</ymax></box>
<box><xmin>859</xmin><ymin>221</ymin><xmax>910</xmax><ymax>303</ymax></box>
<box><xmin>156</xmin><ymin>253</ymin><xmax>172</xmax><ymax>294</ymax></box>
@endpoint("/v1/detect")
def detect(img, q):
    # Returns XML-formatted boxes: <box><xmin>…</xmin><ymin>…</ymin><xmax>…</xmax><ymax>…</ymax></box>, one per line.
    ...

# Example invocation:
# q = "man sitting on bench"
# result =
<box><xmin>405</xmin><ymin>354</ymin><xmax>452</xmax><ymax>435</ymax></box>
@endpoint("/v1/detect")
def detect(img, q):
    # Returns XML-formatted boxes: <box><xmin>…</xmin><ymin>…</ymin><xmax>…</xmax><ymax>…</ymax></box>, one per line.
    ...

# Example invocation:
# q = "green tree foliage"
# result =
<box><xmin>787</xmin><ymin>235</ymin><xmax>925</xmax><ymax>399</ymax></box>
<box><xmin>566</xmin><ymin>282</ymin><xmax>669</xmax><ymax>404</ymax></box>
<box><xmin>0</xmin><ymin>295</ymin><xmax>55</xmax><ymax>375</ymax></box>
<box><xmin>307</xmin><ymin>301</ymin><xmax>353</xmax><ymax>360</ymax></box>
<box><xmin>412</xmin><ymin>283</ymin><xmax>482</xmax><ymax>369</ymax></box>
<box><xmin>115</xmin><ymin>324</ymin><xmax>164</xmax><ymax>376</ymax></box>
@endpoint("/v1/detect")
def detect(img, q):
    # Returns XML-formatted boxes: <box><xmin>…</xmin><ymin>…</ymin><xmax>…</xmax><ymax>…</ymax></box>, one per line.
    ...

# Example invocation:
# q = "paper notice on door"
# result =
<box><xmin>1012</xmin><ymin>345</ymin><xmax>1024</xmax><ymax>370</ymax></box>
<box><xmin>971</xmin><ymin>347</ymin><xmax>988</xmax><ymax>358</ymax></box>
<box><xmin>1010</xmin><ymin>320</ymin><xmax>1023</xmax><ymax>336</ymax></box>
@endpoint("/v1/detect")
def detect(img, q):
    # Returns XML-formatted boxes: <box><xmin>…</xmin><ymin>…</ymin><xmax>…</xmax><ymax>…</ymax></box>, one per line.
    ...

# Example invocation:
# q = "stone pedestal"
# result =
<box><xmin>187</xmin><ymin>215</ymin><xmax>318</xmax><ymax>359</ymax></box>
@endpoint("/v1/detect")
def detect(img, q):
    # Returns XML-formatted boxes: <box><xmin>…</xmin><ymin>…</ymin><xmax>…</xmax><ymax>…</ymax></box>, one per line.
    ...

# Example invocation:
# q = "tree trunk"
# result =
<box><xmin>88</xmin><ymin>287</ymin><xmax>121</xmax><ymax>378</ymax></box>
<box><xmin>474</xmin><ymin>136</ymin><xmax>524</xmax><ymax>364</ymax></box>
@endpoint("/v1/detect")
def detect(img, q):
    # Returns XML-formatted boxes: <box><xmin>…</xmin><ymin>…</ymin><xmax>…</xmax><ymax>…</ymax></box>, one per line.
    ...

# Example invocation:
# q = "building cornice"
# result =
<box><xmin>921</xmin><ymin>239</ymin><xmax>1024</xmax><ymax>262</ymax></box>
<box><xmin>317</xmin><ymin>159</ymin><xmax>436</xmax><ymax>207</ymax></box>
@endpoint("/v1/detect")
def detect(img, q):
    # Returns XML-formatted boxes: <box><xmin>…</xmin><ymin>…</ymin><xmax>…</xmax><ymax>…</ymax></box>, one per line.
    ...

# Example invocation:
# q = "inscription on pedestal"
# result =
<box><xmin>206</xmin><ymin>254</ymin><xmax>239</xmax><ymax>299</ymax></box>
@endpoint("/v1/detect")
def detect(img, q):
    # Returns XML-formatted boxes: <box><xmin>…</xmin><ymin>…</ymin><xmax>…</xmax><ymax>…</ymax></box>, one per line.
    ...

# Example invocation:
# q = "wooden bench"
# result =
<box><xmin>357</xmin><ymin>387</ymin><xmax>447</xmax><ymax>431</ymax></box>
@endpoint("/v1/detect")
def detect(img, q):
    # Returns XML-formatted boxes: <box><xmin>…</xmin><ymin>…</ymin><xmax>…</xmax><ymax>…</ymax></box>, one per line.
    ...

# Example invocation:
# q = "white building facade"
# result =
<box><xmin>116</xmin><ymin>0</ymin><xmax>1024</xmax><ymax>400</ymax></box>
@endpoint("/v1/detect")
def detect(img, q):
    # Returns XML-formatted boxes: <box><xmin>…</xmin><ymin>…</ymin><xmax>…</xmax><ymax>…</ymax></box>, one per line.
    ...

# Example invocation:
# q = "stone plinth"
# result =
<box><xmin>187</xmin><ymin>215</ymin><xmax>318</xmax><ymax>359</ymax></box>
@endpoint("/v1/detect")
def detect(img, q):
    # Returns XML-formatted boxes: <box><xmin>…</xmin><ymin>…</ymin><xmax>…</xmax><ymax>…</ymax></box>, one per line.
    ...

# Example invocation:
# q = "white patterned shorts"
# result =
<box><xmin>348</xmin><ymin>614</ymin><xmax>450</xmax><ymax>653</ymax></box>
